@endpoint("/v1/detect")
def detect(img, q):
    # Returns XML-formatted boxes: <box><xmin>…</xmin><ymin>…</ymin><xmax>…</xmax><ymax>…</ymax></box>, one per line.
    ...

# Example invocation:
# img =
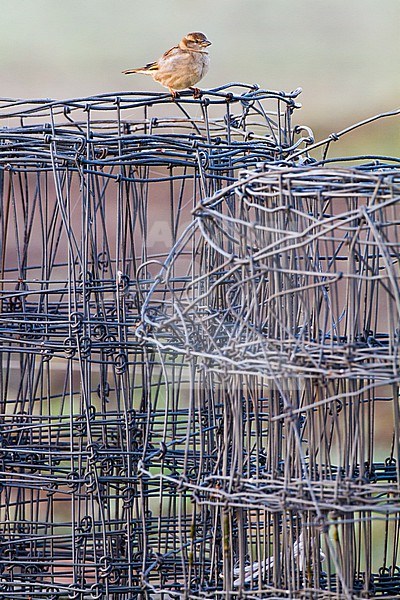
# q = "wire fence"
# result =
<box><xmin>0</xmin><ymin>84</ymin><xmax>400</xmax><ymax>598</ymax></box>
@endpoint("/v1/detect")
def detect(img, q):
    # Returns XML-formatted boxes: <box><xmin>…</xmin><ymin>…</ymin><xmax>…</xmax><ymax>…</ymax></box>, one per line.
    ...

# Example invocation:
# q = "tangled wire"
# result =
<box><xmin>0</xmin><ymin>85</ymin><xmax>400</xmax><ymax>598</ymax></box>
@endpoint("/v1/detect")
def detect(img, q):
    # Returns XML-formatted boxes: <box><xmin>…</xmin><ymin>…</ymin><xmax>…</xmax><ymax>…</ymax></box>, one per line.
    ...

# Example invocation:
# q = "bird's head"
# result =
<box><xmin>180</xmin><ymin>32</ymin><xmax>212</xmax><ymax>52</ymax></box>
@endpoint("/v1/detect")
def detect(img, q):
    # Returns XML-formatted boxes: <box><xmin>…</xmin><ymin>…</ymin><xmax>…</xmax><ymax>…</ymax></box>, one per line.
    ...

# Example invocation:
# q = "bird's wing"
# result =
<box><xmin>122</xmin><ymin>60</ymin><xmax>159</xmax><ymax>75</ymax></box>
<box><xmin>233</xmin><ymin>556</ymin><xmax>275</xmax><ymax>587</ymax></box>
<box><xmin>123</xmin><ymin>44</ymin><xmax>183</xmax><ymax>75</ymax></box>
<box><xmin>161</xmin><ymin>44</ymin><xmax>181</xmax><ymax>59</ymax></box>
<box><xmin>141</xmin><ymin>61</ymin><xmax>159</xmax><ymax>71</ymax></box>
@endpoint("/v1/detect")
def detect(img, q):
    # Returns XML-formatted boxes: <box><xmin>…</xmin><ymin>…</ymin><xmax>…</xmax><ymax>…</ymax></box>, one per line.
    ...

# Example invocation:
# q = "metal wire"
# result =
<box><xmin>1</xmin><ymin>84</ymin><xmax>400</xmax><ymax>598</ymax></box>
<box><xmin>140</xmin><ymin>161</ymin><xmax>400</xmax><ymax>598</ymax></box>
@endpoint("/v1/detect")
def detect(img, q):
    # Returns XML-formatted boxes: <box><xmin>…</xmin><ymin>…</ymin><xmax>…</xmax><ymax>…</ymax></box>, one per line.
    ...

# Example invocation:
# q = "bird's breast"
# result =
<box><xmin>155</xmin><ymin>51</ymin><xmax>210</xmax><ymax>90</ymax></box>
<box><xmin>200</xmin><ymin>53</ymin><xmax>210</xmax><ymax>78</ymax></box>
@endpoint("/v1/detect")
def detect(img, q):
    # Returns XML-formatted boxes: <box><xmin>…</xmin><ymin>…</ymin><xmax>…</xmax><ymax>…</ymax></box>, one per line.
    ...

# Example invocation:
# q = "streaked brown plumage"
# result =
<box><xmin>122</xmin><ymin>32</ymin><xmax>211</xmax><ymax>98</ymax></box>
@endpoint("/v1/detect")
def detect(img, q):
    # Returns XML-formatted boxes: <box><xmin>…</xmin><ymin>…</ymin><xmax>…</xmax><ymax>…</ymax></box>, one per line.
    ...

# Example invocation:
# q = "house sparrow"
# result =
<box><xmin>122</xmin><ymin>32</ymin><xmax>211</xmax><ymax>98</ymax></box>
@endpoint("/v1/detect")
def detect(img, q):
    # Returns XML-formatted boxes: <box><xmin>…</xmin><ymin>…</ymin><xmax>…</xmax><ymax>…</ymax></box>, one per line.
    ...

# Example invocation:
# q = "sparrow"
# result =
<box><xmin>122</xmin><ymin>32</ymin><xmax>211</xmax><ymax>99</ymax></box>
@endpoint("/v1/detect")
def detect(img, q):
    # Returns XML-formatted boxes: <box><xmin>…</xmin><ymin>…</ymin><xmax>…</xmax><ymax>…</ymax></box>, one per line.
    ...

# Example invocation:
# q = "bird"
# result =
<box><xmin>122</xmin><ymin>32</ymin><xmax>211</xmax><ymax>99</ymax></box>
<box><xmin>231</xmin><ymin>533</ymin><xmax>326</xmax><ymax>587</ymax></box>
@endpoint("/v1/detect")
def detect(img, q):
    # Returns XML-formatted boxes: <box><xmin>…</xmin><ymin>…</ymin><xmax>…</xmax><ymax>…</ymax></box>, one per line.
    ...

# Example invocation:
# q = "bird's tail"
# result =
<box><xmin>122</xmin><ymin>61</ymin><xmax>158</xmax><ymax>75</ymax></box>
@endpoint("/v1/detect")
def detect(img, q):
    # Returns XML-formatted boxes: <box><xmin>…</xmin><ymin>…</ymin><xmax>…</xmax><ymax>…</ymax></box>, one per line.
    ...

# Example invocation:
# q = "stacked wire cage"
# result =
<box><xmin>141</xmin><ymin>157</ymin><xmax>400</xmax><ymax>598</ymax></box>
<box><xmin>0</xmin><ymin>85</ymin><xmax>311</xmax><ymax>599</ymax></box>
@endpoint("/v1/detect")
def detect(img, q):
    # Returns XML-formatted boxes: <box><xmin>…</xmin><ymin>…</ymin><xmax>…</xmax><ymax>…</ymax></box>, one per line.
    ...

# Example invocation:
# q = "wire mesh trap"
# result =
<box><xmin>0</xmin><ymin>84</ymin><xmax>400</xmax><ymax>599</ymax></box>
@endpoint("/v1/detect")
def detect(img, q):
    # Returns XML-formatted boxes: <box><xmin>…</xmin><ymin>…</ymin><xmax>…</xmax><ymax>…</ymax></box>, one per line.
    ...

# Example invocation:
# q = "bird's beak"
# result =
<box><xmin>201</xmin><ymin>39</ymin><xmax>212</xmax><ymax>47</ymax></box>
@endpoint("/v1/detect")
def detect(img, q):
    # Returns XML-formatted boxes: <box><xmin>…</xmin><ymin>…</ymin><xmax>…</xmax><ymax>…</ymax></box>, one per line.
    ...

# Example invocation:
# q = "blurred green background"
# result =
<box><xmin>0</xmin><ymin>0</ymin><xmax>399</xmax><ymax>156</ymax></box>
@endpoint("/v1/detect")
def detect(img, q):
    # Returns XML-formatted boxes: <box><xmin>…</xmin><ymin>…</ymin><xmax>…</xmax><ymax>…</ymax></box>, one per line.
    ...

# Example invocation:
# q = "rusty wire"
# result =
<box><xmin>0</xmin><ymin>84</ymin><xmax>400</xmax><ymax>598</ymax></box>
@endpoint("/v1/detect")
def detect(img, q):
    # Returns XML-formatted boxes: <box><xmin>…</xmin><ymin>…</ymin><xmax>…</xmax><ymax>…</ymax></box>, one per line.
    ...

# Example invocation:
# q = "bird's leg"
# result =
<box><xmin>169</xmin><ymin>88</ymin><xmax>180</xmax><ymax>100</ymax></box>
<box><xmin>190</xmin><ymin>87</ymin><xmax>202</xmax><ymax>99</ymax></box>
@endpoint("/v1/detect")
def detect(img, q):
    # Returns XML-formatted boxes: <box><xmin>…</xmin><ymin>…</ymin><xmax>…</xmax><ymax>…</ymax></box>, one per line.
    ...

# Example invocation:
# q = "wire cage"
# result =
<box><xmin>0</xmin><ymin>85</ymin><xmax>309</xmax><ymax>599</ymax></box>
<box><xmin>141</xmin><ymin>162</ymin><xmax>400</xmax><ymax>598</ymax></box>
<box><xmin>0</xmin><ymin>85</ymin><xmax>400</xmax><ymax>599</ymax></box>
